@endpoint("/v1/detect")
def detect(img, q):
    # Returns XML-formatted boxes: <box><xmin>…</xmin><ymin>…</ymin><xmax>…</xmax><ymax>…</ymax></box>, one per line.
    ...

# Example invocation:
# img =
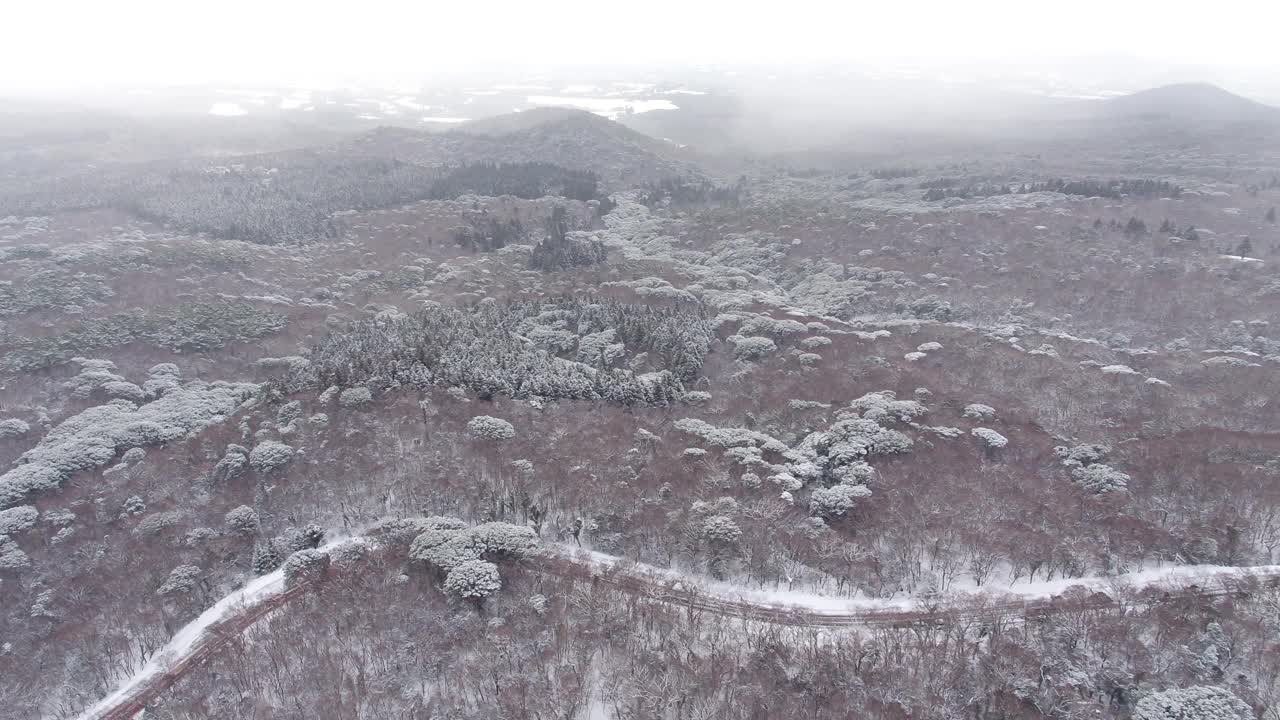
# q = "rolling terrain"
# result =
<box><xmin>0</xmin><ymin>80</ymin><xmax>1278</xmax><ymax>719</ymax></box>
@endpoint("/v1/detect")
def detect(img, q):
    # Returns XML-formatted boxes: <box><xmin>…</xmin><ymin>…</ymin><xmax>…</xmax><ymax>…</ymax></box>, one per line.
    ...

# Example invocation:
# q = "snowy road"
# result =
<box><xmin>536</xmin><ymin>546</ymin><xmax>1280</xmax><ymax>627</ymax></box>
<box><xmin>76</xmin><ymin>534</ymin><xmax>368</xmax><ymax>720</ymax></box>
<box><xmin>78</xmin><ymin>536</ymin><xmax>1280</xmax><ymax>719</ymax></box>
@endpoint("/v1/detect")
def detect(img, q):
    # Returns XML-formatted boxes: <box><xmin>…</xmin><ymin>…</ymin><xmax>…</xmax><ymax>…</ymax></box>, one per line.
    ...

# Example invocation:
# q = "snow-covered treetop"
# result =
<box><xmin>1133</xmin><ymin>686</ymin><xmax>1251</xmax><ymax>720</ymax></box>
<box><xmin>148</xmin><ymin>363</ymin><xmax>181</xmax><ymax>378</ymax></box>
<box><xmin>1</xmin><ymin>380</ymin><xmax>257</xmax><ymax>509</ymax></box>
<box><xmin>673</xmin><ymin>418</ymin><xmax>788</xmax><ymax>453</ymax></box>
<box><xmin>283</xmin><ymin>549</ymin><xmax>331</xmax><ymax>585</ymax></box>
<box><xmin>0</xmin><ymin>535</ymin><xmax>32</xmax><ymax>570</ymax></box>
<box><xmin>962</xmin><ymin>403</ymin><xmax>996</xmax><ymax>421</ymax></box>
<box><xmin>443</xmin><ymin>559</ymin><xmax>502</xmax><ymax>599</ymax></box>
<box><xmin>1072</xmin><ymin>464</ymin><xmax>1130</xmax><ymax>494</ymax></box>
<box><xmin>1055</xmin><ymin>444</ymin><xmax>1111</xmax><ymax>468</ymax></box>
<box><xmin>249</xmin><ymin>440</ymin><xmax>295</xmax><ymax>474</ymax></box>
<box><xmin>809</xmin><ymin>483</ymin><xmax>872</xmax><ymax>518</ymax></box>
<box><xmin>779</xmin><ymin>405</ymin><xmax>915</xmax><ymax>491</ymax></box>
<box><xmin>467</xmin><ymin>415</ymin><xmax>516</xmax><ymax>441</ymax></box>
<box><xmin>156</xmin><ymin>565</ymin><xmax>202</xmax><ymax>596</ymax></box>
<box><xmin>224</xmin><ymin>505</ymin><xmax>259</xmax><ymax>535</ymax></box>
<box><xmin>409</xmin><ymin>517</ymin><xmax>538</xmax><ymax>573</ymax></box>
<box><xmin>0</xmin><ymin>418</ymin><xmax>30</xmax><ymax>439</ymax></box>
<box><xmin>1100</xmin><ymin>364</ymin><xmax>1140</xmax><ymax>375</ymax></box>
<box><xmin>844</xmin><ymin>390</ymin><xmax>927</xmax><ymax>424</ymax></box>
<box><xmin>0</xmin><ymin>505</ymin><xmax>38</xmax><ymax>535</ymax></box>
<box><xmin>700</xmin><ymin>515</ymin><xmax>743</xmax><ymax>544</ymax></box>
<box><xmin>971</xmin><ymin>428</ymin><xmax>1009</xmax><ymax>449</ymax></box>
<box><xmin>728</xmin><ymin>334</ymin><xmax>778</xmax><ymax>361</ymax></box>
<box><xmin>338</xmin><ymin>386</ymin><xmax>373</xmax><ymax>407</ymax></box>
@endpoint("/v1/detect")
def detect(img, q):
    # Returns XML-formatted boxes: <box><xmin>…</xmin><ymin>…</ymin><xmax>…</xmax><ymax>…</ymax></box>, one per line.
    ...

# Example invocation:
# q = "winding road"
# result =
<box><xmin>76</xmin><ymin>538</ymin><xmax>1280</xmax><ymax>720</ymax></box>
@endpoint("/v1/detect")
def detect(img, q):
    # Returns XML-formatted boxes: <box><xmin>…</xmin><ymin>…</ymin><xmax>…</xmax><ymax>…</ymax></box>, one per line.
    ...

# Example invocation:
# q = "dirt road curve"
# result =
<box><xmin>79</xmin><ymin>544</ymin><xmax>1280</xmax><ymax>720</ymax></box>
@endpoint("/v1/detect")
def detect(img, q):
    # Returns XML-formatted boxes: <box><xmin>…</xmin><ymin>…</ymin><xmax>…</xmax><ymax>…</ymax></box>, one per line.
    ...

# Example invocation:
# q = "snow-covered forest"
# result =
<box><xmin>2</xmin><ymin>74</ymin><xmax>1280</xmax><ymax>720</ymax></box>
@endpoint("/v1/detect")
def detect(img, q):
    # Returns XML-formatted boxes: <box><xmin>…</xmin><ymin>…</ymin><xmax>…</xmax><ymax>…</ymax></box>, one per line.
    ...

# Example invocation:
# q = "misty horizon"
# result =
<box><xmin>5</xmin><ymin>0</ymin><xmax>1280</xmax><ymax>94</ymax></box>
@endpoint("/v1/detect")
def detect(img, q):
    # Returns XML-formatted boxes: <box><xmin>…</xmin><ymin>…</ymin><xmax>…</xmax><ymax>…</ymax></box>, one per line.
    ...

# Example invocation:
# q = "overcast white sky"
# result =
<box><xmin>5</xmin><ymin>0</ymin><xmax>1279</xmax><ymax>90</ymax></box>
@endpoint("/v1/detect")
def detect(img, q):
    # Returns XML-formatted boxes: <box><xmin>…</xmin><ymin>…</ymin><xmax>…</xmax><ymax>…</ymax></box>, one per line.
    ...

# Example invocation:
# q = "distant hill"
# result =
<box><xmin>1095</xmin><ymin>83</ymin><xmax>1280</xmax><ymax>127</ymax></box>
<box><xmin>458</xmin><ymin>107</ymin><xmax>595</xmax><ymax>136</ymax></box>
<box><xmin>346</xmin><ymin>108</ymin><xmax>706</xmax><ymax>188</ymax></box>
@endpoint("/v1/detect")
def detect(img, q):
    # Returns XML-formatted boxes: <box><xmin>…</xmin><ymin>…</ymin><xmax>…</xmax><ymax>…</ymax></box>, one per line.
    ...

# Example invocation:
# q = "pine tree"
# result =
<box><xmin>1237</xmin><ymin>236</ymin><xmax>1254</xmax><ymax>258</ymax></box>
<box><xmin>253</xmin><ymin>542</ymin><xmax>282</xmax><ymax>575</ymax></box>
